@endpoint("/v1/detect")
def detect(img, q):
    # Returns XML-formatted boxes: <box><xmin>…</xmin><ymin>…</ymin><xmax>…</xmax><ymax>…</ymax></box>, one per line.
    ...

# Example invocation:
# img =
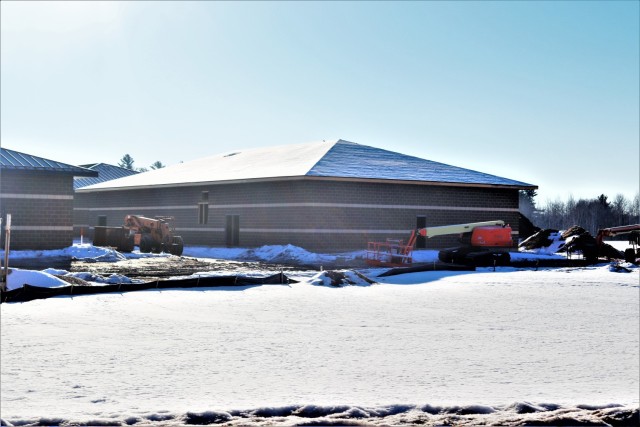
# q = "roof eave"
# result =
<box><xmin>76</xmin><ymin>175</ymin><xmax>537</xmax><ymax>192</ymax></box>
<box><xmin>1</xmin><ymin>166</ymin><xmax>99</xmax><ymax>177</ymax></box>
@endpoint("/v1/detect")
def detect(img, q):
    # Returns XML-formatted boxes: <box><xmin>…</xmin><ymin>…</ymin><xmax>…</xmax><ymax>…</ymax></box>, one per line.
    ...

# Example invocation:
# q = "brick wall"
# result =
<box><xmin>1</xmin><ymin>170</ymin><xmax>75</xmax><ymax>250</ymax></box>
<box><xmin>75</xmin><ymin>178</ymin><xmax>521</xmax><ymax>252</ymax></box>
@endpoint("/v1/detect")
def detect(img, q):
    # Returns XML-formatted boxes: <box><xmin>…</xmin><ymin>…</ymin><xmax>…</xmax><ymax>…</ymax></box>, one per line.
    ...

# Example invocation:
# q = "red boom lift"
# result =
<box><xmin>366</xmin><ymin>220</ymin><xmax>513</xmax><ymax>267</ymax></box>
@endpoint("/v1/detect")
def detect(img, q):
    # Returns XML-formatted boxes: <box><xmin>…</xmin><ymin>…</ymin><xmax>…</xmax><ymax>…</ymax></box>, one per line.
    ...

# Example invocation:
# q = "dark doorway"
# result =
<box><xmin>97</xmin><ymin>215</ymin><xmax>107</xmax><ymax>227</ymax></box>
<box><xmin>225</xmin><ymin>215</ymin><xmax>240</xmax><ymax>247</ymax></box>
<box><xmin>416</xmin><ymin>216</ymin><xmax>426</xmax><ymax>249</ymax></box>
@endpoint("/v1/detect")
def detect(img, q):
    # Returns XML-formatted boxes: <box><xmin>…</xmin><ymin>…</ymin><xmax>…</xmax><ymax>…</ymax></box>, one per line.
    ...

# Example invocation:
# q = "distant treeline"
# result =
<box><xmin>520</xmin><ymin>190</ymin><xmax>640</xmax><ymax>234</ymax></box>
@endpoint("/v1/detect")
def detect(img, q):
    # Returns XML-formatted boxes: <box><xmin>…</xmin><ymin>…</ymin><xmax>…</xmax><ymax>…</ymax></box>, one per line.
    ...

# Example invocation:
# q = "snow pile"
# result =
<box><xmin>2</xmin><ymin>403</ymin><xmax>637</xmax><ymax>427</ymax></box>
<box><xmin>609</xmin><ymin>262</ymin><xmax>637</xmax><ymax>273</ymax></box>
<box><xmin>238</xmin><ymin>244</ymin><xmax>339</xmax><ymax>265</ymax></box>
<box><xmin>5</xmin><ymin>268</ymin><xmax>68</xmax><ymax>291</ymax></box>
<box><xmin>1</xmin><ymin>243</ymin><xmax>166</xmax><ymax>263</ymax></box>
<box><xmin>65</xmin><ymin>243</ymin><xmax>123</xmax><ymax>260</ymax></box>
<box><xmin>42</xmin><ymin>268</ymin><xmax>140</xmax><ymax>285</ymax></box>
<box><xmin>310</xmin><ymin>270</ymin><xmax>375</xmax><ymax>287</ymax></box>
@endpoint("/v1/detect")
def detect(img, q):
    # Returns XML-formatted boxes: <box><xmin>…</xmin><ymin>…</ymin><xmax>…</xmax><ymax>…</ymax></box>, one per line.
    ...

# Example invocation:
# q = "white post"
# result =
<box><xmin>2</xmin><ymin>214</ymin><xmax>11</xmax><ymax>292</ymax></box>
<box><xmin>0</xmin><ymin>217</ymin><xmax>3</xmax><ymax>290</ymax></box>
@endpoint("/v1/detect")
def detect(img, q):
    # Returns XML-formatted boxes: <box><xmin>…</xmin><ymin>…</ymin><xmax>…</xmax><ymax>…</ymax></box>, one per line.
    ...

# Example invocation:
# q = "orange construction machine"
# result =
<box><xmin>93</xmin><ymin>215</ymin><xmax>184</xmax><ymax>256</ymax></box>
<box><xmin>365</xmin><ymin>220</ymin><xmax>513</xmax><ymax>267</ymax></box>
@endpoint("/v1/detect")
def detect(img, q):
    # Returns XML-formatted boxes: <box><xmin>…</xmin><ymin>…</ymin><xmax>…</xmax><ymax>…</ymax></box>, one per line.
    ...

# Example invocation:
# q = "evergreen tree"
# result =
<box><xmin>519</xmin><ymin>190</ymin><xmax>537</xmax><ymax>218</ymax></box>
<box><xmin>118</xmin><ymin>154</ymin><xmax>135</xmax><ymax>170</ymax></box>
<box><xmin>150</xmin><ymin>161</ymin><xmax>165</xmax><ymax>170</ymax></box>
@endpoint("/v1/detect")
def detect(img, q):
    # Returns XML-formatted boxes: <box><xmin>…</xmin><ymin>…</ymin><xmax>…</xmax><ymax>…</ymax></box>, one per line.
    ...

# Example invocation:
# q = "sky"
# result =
<box><xmin>1</xmin><ymin>1</ymin><xmax>638</xmax><ymax>204</ymax></box>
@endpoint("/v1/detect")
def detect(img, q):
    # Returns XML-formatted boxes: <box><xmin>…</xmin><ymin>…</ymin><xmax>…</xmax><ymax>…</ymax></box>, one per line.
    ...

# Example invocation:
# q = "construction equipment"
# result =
<box><xmin>93</xmin><ymin>215</ymin><xmax>184</xmax><ymax>256</ymax></box>
<box><xmin>595</xmin><ymin>224</ymin><xmax>640</xmax><ymax>263</ymax></box>
<box><xmin>365</xmin><ymin>220</ymin><xmax>513</xmax><ymax>267</ymax></box>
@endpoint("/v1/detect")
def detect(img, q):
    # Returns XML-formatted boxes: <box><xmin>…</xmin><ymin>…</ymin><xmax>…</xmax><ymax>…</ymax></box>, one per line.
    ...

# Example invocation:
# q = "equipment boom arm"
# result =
<box><xmin>419</xmin><ymin>220</ymin><xmax>506</xmax><ymax>238</ymax></box>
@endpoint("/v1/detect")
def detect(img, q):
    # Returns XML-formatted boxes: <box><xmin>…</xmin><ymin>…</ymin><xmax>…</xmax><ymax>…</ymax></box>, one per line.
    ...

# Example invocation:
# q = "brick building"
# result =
<box><xmin>1</xmin><ymin>148</ymin><xmax>97</xmax><ymax>250</ymax></box>
<box><xmin>73</xmin><ymin>163</ymin><xmax>138</xmax><ymax>235</ymax></box>
<box><xmin>75</xmin><ymin>140</ymin><xmax>536</xmax><ymax>252</ymax></box>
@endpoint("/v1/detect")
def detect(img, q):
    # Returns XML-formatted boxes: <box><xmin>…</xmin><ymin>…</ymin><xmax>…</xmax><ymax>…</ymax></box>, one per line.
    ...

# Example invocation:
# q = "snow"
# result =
<box><xmin>4</xmin><ymin>268</ymin><xmax>68</xmax><ymax>291</ymax></box>
<box><xmin>3</xmin><ymin>243</ymin><xmax>163</xmax><ymax>262</ymax></box>
<box><xmin>1</xmin><ymin>242</ymin><xmax>639</xmax><ymax>426</ymax></box>
<box><xmin>518</xmin><ymin>231</ymin><xmax>567</xmax><ymax>256</ymax></box>
<box><xmin>77</xmin><ymin>140</ymin><xmax>337</xmax><ymax>191</ymax></box>
<box><xmin>76</xmin><ymin>140</ymin><xmax>534</xmax><ymax>192</ymax></box>
<box><xmin>308</xmin><ymin>140</ymin><xmax>534</xmax><ymax>187</ymax></box>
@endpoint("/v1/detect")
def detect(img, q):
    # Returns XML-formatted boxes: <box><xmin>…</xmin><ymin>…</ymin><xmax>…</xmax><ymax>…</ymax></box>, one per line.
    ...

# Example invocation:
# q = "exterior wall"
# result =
<box><xmin>1</xmin><ymin>170</ymin><xmax>75</xmax><ymax>250</ymax></box>
<box><xmin>75</xmin><ymin>179</ymin><xmax>521</xmax><ymax>252</ymax></box>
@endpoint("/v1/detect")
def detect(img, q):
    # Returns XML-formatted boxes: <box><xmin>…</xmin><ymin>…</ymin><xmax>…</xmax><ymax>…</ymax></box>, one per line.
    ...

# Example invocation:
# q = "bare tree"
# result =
<box><xmin>535</xmin><ymin>193</ymin><xmax>637</xmax><ymax>233</ymax></box>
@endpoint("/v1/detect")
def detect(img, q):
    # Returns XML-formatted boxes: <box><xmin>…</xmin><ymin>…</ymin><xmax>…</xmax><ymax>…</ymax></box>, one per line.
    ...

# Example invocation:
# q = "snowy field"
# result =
<box><xmin>1</xmin><ymin>243</ymin><xmax>639</xmax><ymax>426</ymax></box>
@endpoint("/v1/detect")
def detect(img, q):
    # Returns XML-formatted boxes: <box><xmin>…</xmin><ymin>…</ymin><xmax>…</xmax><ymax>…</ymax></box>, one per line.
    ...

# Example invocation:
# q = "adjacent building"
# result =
<box><xmin>0</xmin><ymin>148</ymin><xmax>97</xmax><ymax>250</ymax></box>
<box><xmin>75</xmin><ymin>140</ymin><xmax>537</xmax><ymax>252</ymax></box>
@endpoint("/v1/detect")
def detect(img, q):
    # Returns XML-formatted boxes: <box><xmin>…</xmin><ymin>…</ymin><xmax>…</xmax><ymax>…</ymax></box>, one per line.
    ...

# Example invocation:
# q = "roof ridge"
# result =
<box><xmin>303</xmin><ymin>140</ymin><xmax>343</xmax><ymax>175</ymax></box>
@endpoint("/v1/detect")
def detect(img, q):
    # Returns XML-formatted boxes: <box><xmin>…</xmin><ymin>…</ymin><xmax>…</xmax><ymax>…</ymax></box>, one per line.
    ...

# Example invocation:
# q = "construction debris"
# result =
<box><xmin>519</xmin><ymin>225</ymin><xmax>623</xmax><ymax>263</ymax></box>
<box><xmin>311</xmin><ymin>270</ymin><xmax>376</xmax><ymax>287</ymax></box>
<box><xmin>518</xmin><ymin>229</ymin><xmax>560</xmax><ymax>251</ymax></box>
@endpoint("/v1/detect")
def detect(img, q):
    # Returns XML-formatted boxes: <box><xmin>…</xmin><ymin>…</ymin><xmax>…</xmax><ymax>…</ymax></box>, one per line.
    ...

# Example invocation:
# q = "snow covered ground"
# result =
<box><xmin>1</xmin><ymin>242</ymin><xmax>639</xmax><ymax>426</ymax></box>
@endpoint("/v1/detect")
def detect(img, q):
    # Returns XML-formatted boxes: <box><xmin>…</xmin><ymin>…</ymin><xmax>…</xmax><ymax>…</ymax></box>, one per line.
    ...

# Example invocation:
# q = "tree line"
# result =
<box><xmin>520</xmin><ymin>190</ymin><xmax>640</xmax><ymax>234</ymax></box>
<box><xmin>118</xmin><ymin>154</ymin><xmax>165</xmax><ymax>173</ymax></box>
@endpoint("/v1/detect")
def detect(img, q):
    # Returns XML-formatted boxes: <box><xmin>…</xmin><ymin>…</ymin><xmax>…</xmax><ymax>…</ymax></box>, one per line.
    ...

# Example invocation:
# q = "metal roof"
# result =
<box><xmin>0</xmin><ymin>147</ymin><xmax>98</xmax><ymax>177</ymax></box>
<box><xmin>74</xmin><ymin>163</ymin><xmax>139</xmax><ymax>189</ymax></box>
<box><xmin>78</xmin><ymin>139</ymin><xmax>536</xmax><ymax>192</ymax></box>
<box><xmin>308</xmin><ymin>141</ymin><xmax>535</xmax><ymax>188</ymax></box>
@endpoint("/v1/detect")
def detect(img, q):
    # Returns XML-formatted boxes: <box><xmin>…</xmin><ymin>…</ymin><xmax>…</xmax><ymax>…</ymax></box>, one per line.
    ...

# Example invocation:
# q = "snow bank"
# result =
<box><xmin>5</xmin><ymin>268</ymin><xmax>68</xmax><ymax>291</ymax></box>
<box><xmin>1</xmin><ymin>403</ymin><xmax>637</xmax><ymax>427</ymax></box>
<box><xmin>0</xmin><ymin>243</ymin><xmax>165</xmax><ymax>263</ymax></box>
<box><xmin>310</xmin><ymin>270</ymin><xmax>375</xmax><ymax>287</ymax></box>
<box><xmin>238</xmin><ymin>244</ymin><xmax>339</xmax><ymax>265</ymax></box>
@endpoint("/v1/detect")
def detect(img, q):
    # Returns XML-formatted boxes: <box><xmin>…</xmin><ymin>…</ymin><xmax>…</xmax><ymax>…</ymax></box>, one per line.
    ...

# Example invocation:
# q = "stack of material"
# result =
<box><xmin>560</xmin><ymin>226</ymin><xmax>622</xmax><ymax>261</ymax></box>
<box><xmin>519</xmin><ymin>225</ymin><xmax>623</xmax><ymax>263</ymax></box>
<box><xmin>519</xmin><ymin>229</ymin><xmax>559</xmax><ymax>251</ymax></box>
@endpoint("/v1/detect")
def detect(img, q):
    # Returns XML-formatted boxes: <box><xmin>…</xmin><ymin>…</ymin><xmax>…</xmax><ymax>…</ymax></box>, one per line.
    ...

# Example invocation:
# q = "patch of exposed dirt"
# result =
<box><xmin>69</xmin><ymin>255</ymin><xmax>305</xmax><ymax>281</ymax></box>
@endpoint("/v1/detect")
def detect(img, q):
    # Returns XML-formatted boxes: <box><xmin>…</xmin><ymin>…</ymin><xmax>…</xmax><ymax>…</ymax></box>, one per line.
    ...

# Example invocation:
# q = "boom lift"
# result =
<box><xmin>365</xmin><ymin>220</ymin><xmax>513</xmax><ymax>267</ymax></box>
<box><xmin>595</xmin><ymin>224</ymin><xmax>640</xmax><ymax>263</ymax></box>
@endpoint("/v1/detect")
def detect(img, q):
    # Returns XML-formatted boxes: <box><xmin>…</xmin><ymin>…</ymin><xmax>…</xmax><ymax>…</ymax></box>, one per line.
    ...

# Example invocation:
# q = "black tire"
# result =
<box><xmin>624</xmin><ymin>248</ymin><xmax>636</xmax><ymax>263</ymax></box>
<box><xmin>139</xmin><ymin>234</ymin><xmax>153</xmax><ymax>253</ymax></box>
<box><xmin>119</xmin><ymin>235</ymin><xmax>135</xmax><ymax>252</ymax></box>
<box><xmin>170</xmin><ymin>236</ymin><xmax>184</xmax><ymax>256</ymax></box>
<box><xmin>438</xmin><ymin>248</ymin><xmax>455</xmax><ymax>263</ymax></box>
<box><xmin>466</xmin><ymin>251</ymin><xmax>495</xmax><ymax>267</ymax></box>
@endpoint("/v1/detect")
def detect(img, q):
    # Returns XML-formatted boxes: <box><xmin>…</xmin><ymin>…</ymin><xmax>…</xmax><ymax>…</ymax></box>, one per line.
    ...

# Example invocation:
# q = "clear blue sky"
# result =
<box><xmin>2</xmin><ymin>1</ymin><xmax>638</xmax><ymax>203</ymax></box>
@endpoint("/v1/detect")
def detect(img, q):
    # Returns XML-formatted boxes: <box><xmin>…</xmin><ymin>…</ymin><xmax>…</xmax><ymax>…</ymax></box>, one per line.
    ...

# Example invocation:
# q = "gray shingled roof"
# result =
<box><xmin>308</xmin><ymin>141</ymin><xmax>535</xmax><ymax>188</ymax></box>
<box><xmin>74</xmin><ymin>163</ymin><xmax>139</xmax><ymax>190</ymax></box>
<box><xmin>0</xmin><ymin>147</ymin><xmax>98</xmax><ymax>177</ymax></box>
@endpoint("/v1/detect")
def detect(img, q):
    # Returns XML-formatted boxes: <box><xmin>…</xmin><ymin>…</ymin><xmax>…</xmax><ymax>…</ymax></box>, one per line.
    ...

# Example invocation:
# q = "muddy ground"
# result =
<box><xmin>66</xmin><ymin>255</ymin><xmax>312</xmax><ymax>281</ymax></box>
